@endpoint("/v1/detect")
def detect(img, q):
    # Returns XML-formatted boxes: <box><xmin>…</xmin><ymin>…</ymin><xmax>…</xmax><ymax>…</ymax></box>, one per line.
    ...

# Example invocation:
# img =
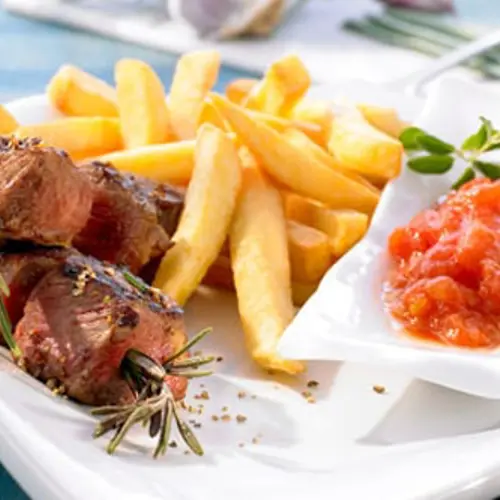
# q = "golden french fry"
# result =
<box><xmin>211</xmin><ymin>94</ymin><xmax>379</xmax><ymax>213</ymax></box>
<box><xmin>97</xmin><ymin>141</ymin><xmax>195</xmax><ymax>185</ymax></box>
<box><xmin>169</xmin><ymin>51</ymin><xmax>221</xmax><ymax>140</ymax></box>
<box><xmin>115</xmin><ymin>59</ymin><xmax>173</xmax><ymax>148</ymax></box>
<box><xmin>328</xmin><ymin>112</ymin><xmax>403</xmax><ymax>181</ymax></box>
<box><xmin>198</xmin><ymin>98</ymin><xmax>228</xmax><ymax>130</ymax></box>
<box><xmin>287</xmin><ymin>220</ymin><xmax>331</xmax><ymax>283</ymax></box>
<box><xmin>0</xmin><ymin>106</ymin><xmax>18</xmax><ymax>134</ymax></box>
<box><xmin>226</xmin><ymin>78</ymin><xmax>258</xmax><ymax>105</ymax></box>
<box><xmin>283</xmin><ymin>192</ymin><xmax>369</xmax><ymax>257</ymax></box>
<box><xmin>244</xmin><ymin>54</ymin><xmax>311</xmax><ymax>116</ymax></box>
<box><xmin>283</xmin><ymin>128</ymin><xmax>380</xmax><ymax>195</ymax></box>
<box><xmin>246</xmin><ymin>109</ymin><xmax>323</xmax><ymax>144</ymax></box>
<box><xmin>16</xmin><ymin>117</ymin><xmax>122</xmax><ymax>161</ymax></box>
<box><xmin>230</xmin><ymin>165</ymin><xmax>304</xmax><ymax>375</ymax></box>
<box><xmin>47</xmin><ymin>65</ymin><xmax>118</xmax><ymax>118</ymax></box>
<box><xmin>357</xmin><ymin>104</ymin><xmax>409</xmax><ymax>139</ymax></box>
<box><xmin>287</xmin><ymin>99</ymin><xmax>334</xmax><ymax>148</ymax></box>
<box><xmin>292</xmin><ymin>280</ymin><xmax>319</xmax><ymax>307</ymax></box>
<box><xmin>153</xmin><ymin>124</ymin><xmax>241</xmax><ymax>305</ymax></box>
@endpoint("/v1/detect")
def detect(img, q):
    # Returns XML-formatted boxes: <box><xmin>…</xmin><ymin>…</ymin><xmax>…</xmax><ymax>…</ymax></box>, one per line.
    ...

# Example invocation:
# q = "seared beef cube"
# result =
<box><xmin>137</xmin><ymin>178</ymin><xmax>185</xmax><ymax>237</ymax></box>
<box><xmin>0</xmin><ymin>138</ymin><xmax>93</xmax><ymax>246</ymax></box>
<box><xmin>0</xmin><ymin>247</ymin><xmax>72</xmax><ymax>326</ymax></box>
<box><xmin>74</xmin><ymin>162</ymin><xmax>184</xmax><ymax>273</ymax></box>
<box><xmin>15</xmin><ymin>253</ymin><xmax>187</xmax><ymax>406</ymax></box>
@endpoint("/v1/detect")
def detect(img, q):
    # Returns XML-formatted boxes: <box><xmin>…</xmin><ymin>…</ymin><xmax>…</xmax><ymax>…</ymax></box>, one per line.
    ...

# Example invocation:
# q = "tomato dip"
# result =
<box><xmin>385</xmin><ymin>178</ymin><xmax>500</xmax><ymax>348</ymax></box>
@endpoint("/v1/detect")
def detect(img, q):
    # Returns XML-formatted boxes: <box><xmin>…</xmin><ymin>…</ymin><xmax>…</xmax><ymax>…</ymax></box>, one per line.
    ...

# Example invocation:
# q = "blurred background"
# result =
<box><xmin>1</xmin><ymin>0</ymin><xmax>500</xmax><ymax>498</ymax></box>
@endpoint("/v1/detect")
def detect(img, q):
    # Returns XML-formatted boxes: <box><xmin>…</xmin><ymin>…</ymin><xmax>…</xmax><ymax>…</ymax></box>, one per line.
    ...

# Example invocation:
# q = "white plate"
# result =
<box><xmin>3</xmin><ymin>89</ymin><xmax>500</xmax><ymax>500</ymax></box>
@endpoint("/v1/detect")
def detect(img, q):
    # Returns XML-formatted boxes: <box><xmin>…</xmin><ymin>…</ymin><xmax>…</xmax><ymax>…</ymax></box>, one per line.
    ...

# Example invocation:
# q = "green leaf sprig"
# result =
<box><xmin>400</xmin><ymin>117</ymin><xmax>500</xmax><ymax>190</ymax></box>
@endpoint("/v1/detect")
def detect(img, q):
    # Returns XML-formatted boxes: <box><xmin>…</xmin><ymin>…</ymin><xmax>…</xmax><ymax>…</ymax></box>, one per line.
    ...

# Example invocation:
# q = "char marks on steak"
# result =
<box><xmin>0</xmin><ymin>137</ymin><xmax>93</xmax><ymax>246</ymax></box>
<box><xmin>15</xmin><ymin>253</ymin><xmax>188</xmax><ymax>406</ymax></box>
<box><xmin>74</xmin><ymin>162</ymin><xmax>184</xmax><ymax>274</ymax></box>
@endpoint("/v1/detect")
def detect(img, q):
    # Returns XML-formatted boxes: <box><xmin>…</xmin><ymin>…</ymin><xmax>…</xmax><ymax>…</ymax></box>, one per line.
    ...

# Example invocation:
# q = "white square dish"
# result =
<box><xmin>280</xmin><ymin>76</ymin><xmax>500</xmax><ymax>400</ymax></box>
<box><xmin>4</xmin><ymin>86</ymin><xmax>500</xmax><ymax>500</ymax></box>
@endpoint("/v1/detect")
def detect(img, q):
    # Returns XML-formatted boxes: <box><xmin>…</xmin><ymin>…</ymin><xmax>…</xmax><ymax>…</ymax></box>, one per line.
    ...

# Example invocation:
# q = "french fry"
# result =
<box><xmin>47</xmin><ymin>65</ymin><xmax>118</xmax><ymax>118</ymax></box>
<box><xmin>283</xmin><ymin>128</ymin><xmax>380</xmax><ymax>195</ymax></box>
<box><xmin>0</xmin><ymin>106</ymin><xmax>18</xmax><ymax>134</ymax></box>
<box><xmin>211</xmin><ymin>94</ymin><xmax>379</xmax><ymax>213</ymax></box>
<box><xmin>230</xmin><ymin>165</ymin><xmax>304</xmax><ymax>375</ymax></box>
<box><xmin>328</xmin><ymin>112</ymin><xmax>403</xmax><ymax>181</ymax></box>
<box><xmin>244</xmin><ymin>54</ymin><xmax>311</xmax><ymax>116</ymax></box>
<box><xmin>97</xmin><ymin>141</ymin><xmax>195</xmax><ymax>185</ymax></box>
<box><xmin>16</xmin><ymin>117</ymin><xmax>122</xmax><ymax>161</ymax></box>
<box><xmin>287</xmin><ymin>220</ymin><xmax>331</xmax><ymax>283</ymax></box>
<box><xmin>169</xmin><ymin>51</ymin><xmax>221</xmax><ymax>140</ymax></box>
<box><xmin>198</xmin><ymin>98</ymin><xmax>229</xmax><ymax>131</ymax></box>
<box><xmin>287</xmin><ymin>99</ymin><xmax>334</xmax><ymax>148</ymax></box>
<box><xmin>202</xmin><ymin>254</ymin><xmax>320</xmax><ymax>308</ymax></box>
<box><xmin>153</xmin><ymin>124</ymin><xmax>241</xmax><ymax>305</ymax></box>
<box><xmin>247</xmin><ymin>109</ymin><xmax>323</xmax><ymax>144</ymax></box>
<box><xmin>283</xmin><ymin>192</ymin><xmax>369</xmax><ymax>257</ymax></box>
<box><xmin>115</xmin><ymin>59</ymin><xmax>172</xmax><ymax>148</ymax></box>
<box><xmin>357</xmin><ymin>104</ymin><xmax>409</xmax><ymax>139</ymax></box>
<box><xmin>292</xmin><ymin>281</ymin><xmax>319</xmax><ymax>307</ymax></box>
<box><xmin>226</xmin><ymin>78</ymin><xmax>258</xmax><ymax>105</ymax></box>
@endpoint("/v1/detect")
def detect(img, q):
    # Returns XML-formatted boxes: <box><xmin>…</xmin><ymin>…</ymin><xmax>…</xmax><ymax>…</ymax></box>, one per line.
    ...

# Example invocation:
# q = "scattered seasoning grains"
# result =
<box><xmin>251</xmin><ymin>437</ymin><xmax>259</xmax><ymax>445</ymax></box>
<box><xmin>211</xmin><ymin>415</ymin><xmax>219</xmax><ymax>422</ymax></box>
<box><xmin>238</xmin><ymin>443</ymin><xmax>245</xmax><ymax>448</ymax></box>
<box><xmin>184</xmin><ymin>450</ymin><xmax>190</xmax><ymax>455</ymax></box>
<box><xmin>216</xmin><ymin>356</ymin><xmax>223</xmax><ymax>362</ymax></box>
<box><xmin>221</xmin><ymin>414</ymin><xmax>231</xmax><ymax>422</ymax></box>
<box><xmin>200</xmin><ymin>383</ymin><xmax>205</xmax><ymax>388</ymax></box>
<box><xmin>307</xmin><ymin>380</ymin><xmax>319</xmax><ymax>389</ymax></box>
<box><xmin>236</xmin><ymin>415</ymin><xmax>247</xmax><ymax>424</ymax></box>
<box><xmin>221</xmin><ymin>406</ymin><xmax>229</xmax><ymax>412</ymax></box>
<box><xmin>301</xmin><ymin>390</ymin><xmax>316</xmax><ymax>404</ymax></box>
<box><xmin>237</xmin><ymin>391</ymin><xmax>247</xmax><ymax>399</ymax></box>
<box><xmin>168</xmin><ymin>440</ymin><xmax>178</xmax><ymax>448</ymax></box>
<box><xmin>194</xmin><ymin>423</ymin><xmax>202</xmax><ymax>429</ymax></box>
<box><xmin>373</xmin><ymin>385</ymin><xmax>386</xmax><ymax>394</ymax></box>
<box><xmin>193</xmin><ymin>350</ymin><xmax>202</xmax><ymax>357</ymax></box>
<box><xmin>199</xmin><ymin>390</ymin><xmax>210</xmax><ymax>400</ymax></box>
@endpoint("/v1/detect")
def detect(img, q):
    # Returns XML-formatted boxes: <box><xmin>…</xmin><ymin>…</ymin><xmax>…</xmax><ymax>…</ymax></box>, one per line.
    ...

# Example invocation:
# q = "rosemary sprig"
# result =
<box><xmin>400</xmin><ymin>118</ymin><xmax>500</xmax><ymax>190</ymax></box>
<box><xmin>92</xmin><ymin>327</ymin><xmax>213</xmax><ymax>458</ymax></box>
<box><xmin>0</xmin><ymin>273</ymin><xmax>21</xmax><ymax>361</ymax></box>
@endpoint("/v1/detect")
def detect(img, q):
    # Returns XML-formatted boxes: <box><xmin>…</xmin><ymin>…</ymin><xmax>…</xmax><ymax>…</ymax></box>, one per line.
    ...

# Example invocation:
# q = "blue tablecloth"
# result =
<box><xmin>0</xmin><ymin>8</ymin><xmax>253</xmax><ymax>499</ymax></box>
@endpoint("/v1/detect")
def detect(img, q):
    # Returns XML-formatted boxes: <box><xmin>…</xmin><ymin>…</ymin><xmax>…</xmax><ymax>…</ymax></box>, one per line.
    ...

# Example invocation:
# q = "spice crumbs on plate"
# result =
<box><xmin>221</xmin><ymin>406</ymin><xmax>229</xmax><ymax>412</ymax></box>
<box><xmin>237</xmin><ymin>391</ymin><xmax>247</xmax><ymax>399</ymax></box>
<box><xmin>184</xmin><ymin>450</ymin><xmax>190</xmax><ymax>455</ymax></box>
<box><xmin>168</xmin><ymin>440</ymin><xmax>178</xmax><ymax>448</ymax></box>
<box><xmin>307</xmin><ymin>380</ymin><xmax>319</xmax><ymax>389</ymax></box>
<box><xmin>194</xmin><ymin>422</ymin><xmax>202</xmax><ymax>429</ymax></box>
<box><xmin>221</xmin><ymin>414</ymin><xmax>231</xmax><ymax>422</ymax></box>
<box><xmin>236</xmin><ymin>414</ymin><xmax>247</xmax><ymax>423</ymax></box>
<box><xmin>212</xmin><ymin>415</ymin><xmax>219</xmax><ymax>422</ymax></box>
<box><xmin>301</xmin><ymin>390</ymin><xmax>316</xmax><ymax>404</ymax></box>
<box><xmin>251</xmin><ymin>437</ymin><xmax>259</xmax><ymax>444</ymax></box>
<box><xmin>372</xmin><ymin>385</ymin><xmax>386</xmax><ymax>394</ymax></box>
<box><xmin>216</xmin><ymin>356</ymin><xmax>223</xmax><ymax>362</ymax></box>
<box><xmin>238</xmin><ymin>443</ymin><xmax>245</xmax><ymax>448</ymax></box>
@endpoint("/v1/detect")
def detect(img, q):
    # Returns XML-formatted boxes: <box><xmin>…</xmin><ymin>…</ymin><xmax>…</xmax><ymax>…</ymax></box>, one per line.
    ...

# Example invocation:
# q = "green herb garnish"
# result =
<box><xmin>400</xmin><ymin>117</ymin><xmax>500</xmax><ymax>190</ymax></box>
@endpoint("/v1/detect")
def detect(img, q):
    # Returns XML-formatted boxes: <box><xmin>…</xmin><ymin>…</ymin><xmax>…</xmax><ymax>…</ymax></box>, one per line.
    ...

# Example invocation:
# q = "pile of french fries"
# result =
<box><xmin>0</xmin><ymin>52</ymin><xmax>407</xmax><ymax>376</ymax></box>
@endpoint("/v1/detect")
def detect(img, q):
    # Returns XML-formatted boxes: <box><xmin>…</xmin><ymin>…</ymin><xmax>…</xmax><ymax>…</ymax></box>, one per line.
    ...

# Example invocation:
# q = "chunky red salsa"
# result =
<box><xmin>386</xmin><ymin>178</ymin><xmax>500</xmax><ymax>348</ymax></box>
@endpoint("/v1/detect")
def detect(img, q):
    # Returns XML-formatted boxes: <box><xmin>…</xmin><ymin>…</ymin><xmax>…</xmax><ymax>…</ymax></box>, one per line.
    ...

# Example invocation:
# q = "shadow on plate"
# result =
<box><xmin>359</xmin><ymin>379</ymin><xmax>500</xmax><ymax>445</ymax></box>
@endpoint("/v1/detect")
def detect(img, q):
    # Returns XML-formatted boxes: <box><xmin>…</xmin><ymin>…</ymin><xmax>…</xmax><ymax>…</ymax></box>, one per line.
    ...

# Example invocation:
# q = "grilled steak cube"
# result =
<box><xmin>0</xmin><ymin>246</ymin><xmax>73</xmax><ymax>326</ymax></box>
<box><xmin>0</xmin><ymin>138</ymin><xmax>93</xmax><ymax>246</ymax></box>
<box><xmin>74</xmin><ymin>162</ymin><xmax>184</xmax><ymax>273</ymax></box>
<box><xmin>14</xmin><ymin>253</ymin><xmax>187</xmax><ymax>406</ymax></box>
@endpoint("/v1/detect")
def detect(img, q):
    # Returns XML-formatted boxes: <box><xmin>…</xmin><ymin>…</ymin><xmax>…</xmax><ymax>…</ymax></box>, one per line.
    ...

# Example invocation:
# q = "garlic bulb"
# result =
<box><xmin>167</xmin><ymin>0</ymin><xmax>287</xmax><ymax>40</ymax></box>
